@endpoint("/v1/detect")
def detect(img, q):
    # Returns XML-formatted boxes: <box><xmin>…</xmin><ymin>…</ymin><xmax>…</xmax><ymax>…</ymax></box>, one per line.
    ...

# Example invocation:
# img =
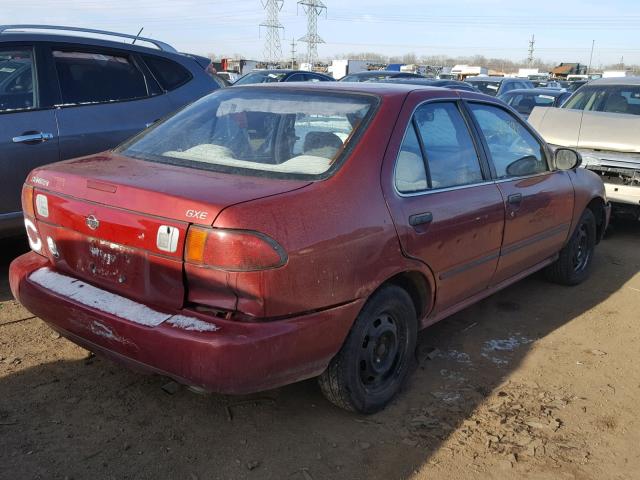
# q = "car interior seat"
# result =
<box><xmin>303</xmin><ymin>131</ymin><xmax>344</xmax><ymax>159</ymax></box>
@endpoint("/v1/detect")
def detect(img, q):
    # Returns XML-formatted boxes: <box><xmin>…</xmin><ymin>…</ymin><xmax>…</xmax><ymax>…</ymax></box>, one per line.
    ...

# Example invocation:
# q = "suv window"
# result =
<box><xmin>143</xmin><ymin>55</ymin><xmax>192</xmax><ymax>91</ymax></box>
<box><xmin>53</xmin><ymin>50</ymin><xmax>147</xmax><ymax>105</ymax></box>
<box><xmin>468</xmin><ymin>103</ymin><xmax>548</xmax><ymax>178</ymax></box>
<box><xmin>395</xmin><ymin>102</ymin><xmax>483</xmax><ymax>192</ymax></box>
<box><xmin>0</xmin><ymin>48</ymin><xmax>36</xmax><ymax>112</ymax></box>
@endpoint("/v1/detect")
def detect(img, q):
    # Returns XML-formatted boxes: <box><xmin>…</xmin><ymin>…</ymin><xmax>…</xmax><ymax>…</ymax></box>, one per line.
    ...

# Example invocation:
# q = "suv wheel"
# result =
<box><xmin>545</xmin><ymin>209</ymin><xmax>596</xmax><ymax>286</ymax></box>
<box><xmin>318</xmin><ymin>285</ymin><xmax>417</xmax><ymax>414</ymax></box>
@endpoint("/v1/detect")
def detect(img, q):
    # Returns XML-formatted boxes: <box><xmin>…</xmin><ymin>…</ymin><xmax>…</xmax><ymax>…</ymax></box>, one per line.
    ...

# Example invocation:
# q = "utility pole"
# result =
<box><xmin>260</xmin><ymin>0</ymin><xmax>284</xmax><ymax>66</ymax></box>
<box><xmin>587</xmin><ymin>39</ymin><xmax>595</xmax><ymax>75</ymax></box>
<box><xmin>297</xmin><ymin>0</ymin><xmax>326</xmax><ymax>68</ymax></box>
<box><xmin>527</xmin><ymin>34</ymin><xmax>535</xmax><ymax>65</ymax></box>
<box><xmin>290</xmin><ymin>38</ymin><xmax>297</xmax><ymax>69</ymax></box>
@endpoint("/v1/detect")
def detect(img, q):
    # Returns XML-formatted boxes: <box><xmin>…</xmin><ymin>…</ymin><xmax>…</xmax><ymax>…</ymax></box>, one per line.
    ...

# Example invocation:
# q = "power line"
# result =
<box><xmin>290</xmin><ymin>38</ymin><xmax>297</xmax><ymax>69</ymax></box>
<box><xmin>528</xmin><ymin>34</ymin><xmax>535</xmax><ymax>64</ymax></box>
<box><xmin>298</xmin><ymin>0</ymin><xmax>326</xmax><ymax>67</ymax></box>
<box><xmin>260</xmin><ymin>0</ymin><xmax>284</xmax><ymax>65</ymax></box>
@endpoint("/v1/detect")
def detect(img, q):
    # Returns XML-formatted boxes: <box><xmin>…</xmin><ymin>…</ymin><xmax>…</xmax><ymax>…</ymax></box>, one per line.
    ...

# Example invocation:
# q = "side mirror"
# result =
<box><xmin>555</xmin><ymin>148</ymin><xmax>582</xmax><ymax>170</ymax></box>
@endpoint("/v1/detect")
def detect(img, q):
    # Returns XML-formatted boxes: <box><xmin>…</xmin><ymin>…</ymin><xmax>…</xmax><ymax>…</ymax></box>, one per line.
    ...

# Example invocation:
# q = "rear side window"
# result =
<box><xmin>395</xmin><ymin>102</ymin><xmax>483</xmax><ymax>193</ymax></box>
<box><xmin>0</xmin><ymin>48</ymin><xmax>36</xmax><ymax>112</ymax></box>
<box><xmin>143</xmin><ymin>55</ymin><xmax>192</xmax><ymax>91</ymax></box>
<box><xmin>53</xmin><ymin>50</ymin><xmax>147</xmax><ymax>105</ymax></box>
<box><xmin>468</xmin><ymin>103</ymin><xmax>547</xmax><ymax>178</ymax></box>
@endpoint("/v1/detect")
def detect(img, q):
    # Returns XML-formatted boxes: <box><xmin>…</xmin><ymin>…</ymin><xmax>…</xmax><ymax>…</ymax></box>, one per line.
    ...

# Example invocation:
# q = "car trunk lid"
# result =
<box><xmin>28</xmin><ymin>152</ymin><xmax>310</xmax><ymax>310</ymax></box>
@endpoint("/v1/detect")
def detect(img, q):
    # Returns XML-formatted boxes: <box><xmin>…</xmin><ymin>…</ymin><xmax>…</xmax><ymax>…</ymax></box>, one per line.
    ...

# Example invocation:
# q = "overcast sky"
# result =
<box><xmin>2</xmin><ymin>0</ymin><xmax>639</xmax><ymax>66</ymax></box>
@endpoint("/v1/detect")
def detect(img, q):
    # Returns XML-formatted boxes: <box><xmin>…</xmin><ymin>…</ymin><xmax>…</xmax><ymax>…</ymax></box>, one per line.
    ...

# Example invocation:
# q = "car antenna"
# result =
<box><xmin>132</xmin><ymin>27</ymin><xmax>143</xmax><ymax>45</ymax></box>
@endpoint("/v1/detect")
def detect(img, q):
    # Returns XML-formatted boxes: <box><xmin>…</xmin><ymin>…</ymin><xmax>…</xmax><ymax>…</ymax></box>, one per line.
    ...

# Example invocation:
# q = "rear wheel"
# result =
<box><xmin>545</xmin><ymin>209</ymin><xmax>596</xmax><ymax>285</ymax></box>
<box><xmin>318</xmin><ymin>285</ymin><xmax>417</xmax><ymax>414</ymax></box>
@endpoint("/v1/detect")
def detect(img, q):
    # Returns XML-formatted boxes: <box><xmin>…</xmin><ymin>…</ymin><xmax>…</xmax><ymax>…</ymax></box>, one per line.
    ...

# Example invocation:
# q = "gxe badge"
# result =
<box><xmin>85</xmin><ymin>214</ymin><xmax>100</xmax><ymax>230</ymax></box>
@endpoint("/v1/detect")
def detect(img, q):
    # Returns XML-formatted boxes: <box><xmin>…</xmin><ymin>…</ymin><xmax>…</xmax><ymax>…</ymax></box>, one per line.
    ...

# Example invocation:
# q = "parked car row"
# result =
<box><xmin>1</xmin><ymin>25</ymin><xmax>619</xmax><ymax>414</ymax></box>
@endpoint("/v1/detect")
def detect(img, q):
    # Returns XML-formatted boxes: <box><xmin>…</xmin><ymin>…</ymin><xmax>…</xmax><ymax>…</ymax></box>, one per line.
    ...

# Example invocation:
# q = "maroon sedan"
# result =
<box><xmin>10</xmin><ymin>83</ymin><xmax>610</xmax><ymax>413</ymax></box>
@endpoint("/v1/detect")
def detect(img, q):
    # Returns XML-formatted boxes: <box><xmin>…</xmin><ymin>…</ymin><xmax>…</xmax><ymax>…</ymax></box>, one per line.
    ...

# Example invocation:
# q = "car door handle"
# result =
<box><xmin>507</xmin><ymin>193</ymin><xmax>523</xmax><ymax>205</ymax></box>
<box><xmin>12</xmin><ymin>132</ymin><xmax>54</xmax><ymax>144</ymax></box>
<box><xmin>409</xmin><ymin>212</ymin><xmax>433</xmax><ymax>226</ymax></box>
<box><xmin>145</xmin><ymin>119</ymin><xmax>159</xmax><ymax>128</ymax></box>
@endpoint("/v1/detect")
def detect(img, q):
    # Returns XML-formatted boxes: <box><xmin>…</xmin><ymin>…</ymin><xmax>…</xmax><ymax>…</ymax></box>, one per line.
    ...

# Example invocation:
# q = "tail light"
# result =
<box><xmin>22</xmin><ymin>185</ymin><xmax>35</xmax><ymax>218</ymax></box>
<box><xmin>22</xmin><ymin>185</ymin><xmax>43</xmax><ymax>254</ymax></box>
<box><xmin>185</xmin><ymin>226</ymin><xmax>286</xmax><ymax>271</ymax></box>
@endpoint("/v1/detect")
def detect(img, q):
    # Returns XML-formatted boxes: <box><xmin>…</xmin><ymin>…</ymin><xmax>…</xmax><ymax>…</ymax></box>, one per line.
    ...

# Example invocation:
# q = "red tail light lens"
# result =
<box><xmin>185</xmin><ymin>227</ymin><xmax>286</xmax><ymax>271</ymax></box>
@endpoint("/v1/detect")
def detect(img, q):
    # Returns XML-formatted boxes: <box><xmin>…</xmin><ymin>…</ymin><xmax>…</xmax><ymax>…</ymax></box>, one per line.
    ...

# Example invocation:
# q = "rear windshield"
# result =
<box><xmin>119</xmin><ymin>88</ymin><xmax>376</xmax><ymax>179</ymax></box>
<box><xmin>563</xmin><ymin>85</ymin><xmax>640</xmax><ymax>115</ymax></box>
<box><xmin>234</xmin><ymin>72</ymin><xmax>288</xmax><ymax>85</ymax></box>
<box><xmin>469</xmin><ymin>81</ymin><xmax>501</xmax><ymax>95</ymax></box>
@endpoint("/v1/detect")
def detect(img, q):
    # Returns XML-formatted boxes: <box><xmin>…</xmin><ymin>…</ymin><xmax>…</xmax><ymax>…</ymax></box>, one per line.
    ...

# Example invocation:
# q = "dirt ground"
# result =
<box><xmin>1</xmin><ymin>219</ymin><xmax>639</xmax><ymax>480</ymax></box>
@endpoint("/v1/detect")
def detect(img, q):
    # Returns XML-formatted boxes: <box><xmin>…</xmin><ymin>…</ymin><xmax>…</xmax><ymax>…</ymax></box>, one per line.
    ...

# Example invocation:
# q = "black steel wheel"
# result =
<box><xmin>545</xmin><ymin>209</ymin><xmax>597</xmax><ymax>286</ymax></box>
<box><xmin>318</xmin><ymin>285</ymin><xmax>417</xmax><ymax>414</ymax></box>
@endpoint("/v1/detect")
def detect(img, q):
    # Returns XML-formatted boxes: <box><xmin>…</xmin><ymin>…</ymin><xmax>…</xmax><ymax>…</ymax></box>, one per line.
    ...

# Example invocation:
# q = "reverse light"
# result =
<box><xmin>185</xmin><ymin>226</ymin><xmax>286</xmax><ymax>271</ymax></box>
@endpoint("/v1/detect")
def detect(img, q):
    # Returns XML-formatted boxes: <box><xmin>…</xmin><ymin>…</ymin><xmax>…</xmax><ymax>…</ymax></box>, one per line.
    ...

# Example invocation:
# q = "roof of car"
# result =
<box><xmin>346</xmin><ymin>70</ymin><xmax>418</xmax><ymax>76</ymax></box>
<box><xmin>503</xmin><ymin>88</ymin><xmax>567</xmax><ymax>96</ymax></box>
<box><xmin>0</xmin><ymin>31</ymin><xmax>179</xmax><ymax>57</ymax></box>
<box><xmin>587</xmin><ymin>77</ymin><xmax>640</xmax><ymax>86</ymax></box>
<box><xmin>231</xmin><ymin>81</ymin><xmax>476</xmax><ymax>98</ymax></box>
<box><xmin>466</xmin><ymin>76</ymin><xmax>508</xmax><ymax>82</ymax></box>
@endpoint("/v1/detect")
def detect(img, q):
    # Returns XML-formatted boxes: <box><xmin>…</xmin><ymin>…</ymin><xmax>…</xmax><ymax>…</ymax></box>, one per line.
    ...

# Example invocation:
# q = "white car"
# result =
<box><xmin>529</xmin><ymin>77</ymin><xmax>640</xmax><ymax>219</ymax></box>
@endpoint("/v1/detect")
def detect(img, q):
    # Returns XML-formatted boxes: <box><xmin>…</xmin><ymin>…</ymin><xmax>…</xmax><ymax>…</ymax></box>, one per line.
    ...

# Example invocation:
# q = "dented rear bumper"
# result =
<box><xmin>9</xmin><ymin>252</ymin><xmax>360</xmax><ymax>394</ymax></box>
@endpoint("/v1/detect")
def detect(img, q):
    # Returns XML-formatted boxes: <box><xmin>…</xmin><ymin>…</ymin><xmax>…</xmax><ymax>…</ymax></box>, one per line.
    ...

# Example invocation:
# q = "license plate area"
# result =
<box><xmin>88</xmin><ymin>239</ymin><xmax>135</xmax><ymax>285</ymax></box>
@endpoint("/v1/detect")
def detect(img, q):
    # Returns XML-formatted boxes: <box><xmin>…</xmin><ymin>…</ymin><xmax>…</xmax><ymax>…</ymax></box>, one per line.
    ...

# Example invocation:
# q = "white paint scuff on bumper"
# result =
<box><xmin>29</xmin><ymin>267</ymin><xmax>218</xmax><ymax>331</ymax></box>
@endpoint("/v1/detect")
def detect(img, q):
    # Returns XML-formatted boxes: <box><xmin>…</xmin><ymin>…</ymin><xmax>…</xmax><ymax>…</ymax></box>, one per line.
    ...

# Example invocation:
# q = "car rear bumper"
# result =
<box><xmin>9</xmin><ymin>252</ymin><xmax>360</xmax><ymax>394</ymax></box>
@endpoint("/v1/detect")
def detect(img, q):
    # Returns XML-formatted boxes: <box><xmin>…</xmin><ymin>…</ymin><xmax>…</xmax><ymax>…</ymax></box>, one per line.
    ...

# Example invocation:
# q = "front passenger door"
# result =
<box><xmin>466</xmin><ymin>102</ymin><xmax>575</xmax><ymax>285</ymax></box>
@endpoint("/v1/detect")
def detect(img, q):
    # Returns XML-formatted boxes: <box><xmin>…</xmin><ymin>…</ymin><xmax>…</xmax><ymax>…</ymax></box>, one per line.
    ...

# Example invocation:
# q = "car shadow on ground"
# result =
<box><xmin>0</xmin><ymin>220</ymin><xmax>638</xmax><ymax>480</ymax></box>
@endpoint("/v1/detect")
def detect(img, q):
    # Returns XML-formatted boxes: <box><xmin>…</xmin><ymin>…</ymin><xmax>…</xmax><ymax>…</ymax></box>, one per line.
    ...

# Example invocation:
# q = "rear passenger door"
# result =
<box><xmin>465</xmin><ymin>102</ymin><xmax>574</xmax><ymax>285</ymax></box>
<box><xmin>383</xmin><ymin>94</ymin><xmax>506</xmax><ymax>314</ymax></box>
<box><xmin>48</xmin><ymin>45</ymin><xmax>173</xmax><ymax>160</ymax></box>
<box><xmin>0</xmin><ymin>44</ymin><xmax>59</xmax><ymax>223</ymax></box>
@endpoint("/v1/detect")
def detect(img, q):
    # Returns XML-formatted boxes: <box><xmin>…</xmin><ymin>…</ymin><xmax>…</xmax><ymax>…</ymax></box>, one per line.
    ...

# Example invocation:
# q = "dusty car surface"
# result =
<box><xmin>529</xmin><ymin>77</ymin><xmax>640</xmax><ymax>218</ymax></box>
<box><xmin>10</xmin><ymin>83</ymin><xmax>610</xmax><ymax>413</ymax></box>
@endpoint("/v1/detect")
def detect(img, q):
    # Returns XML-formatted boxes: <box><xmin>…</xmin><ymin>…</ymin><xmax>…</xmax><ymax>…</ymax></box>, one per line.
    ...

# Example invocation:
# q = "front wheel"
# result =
<box><xmin>318</xmin><ymin>285</ymin><xmax>417</xmax><ymax>414</ymax></box>
<box><xmin>545</xmin><ymin>209</ymin><xmax>596</xmax><ymax>286</ymax></box>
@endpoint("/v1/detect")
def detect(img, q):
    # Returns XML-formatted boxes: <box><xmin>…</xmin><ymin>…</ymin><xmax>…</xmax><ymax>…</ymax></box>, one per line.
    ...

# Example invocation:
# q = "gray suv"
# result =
<box><xmin>0</xmin><ymin>25</ymin><xmax>221</xmax><ymax>236</ymax></box>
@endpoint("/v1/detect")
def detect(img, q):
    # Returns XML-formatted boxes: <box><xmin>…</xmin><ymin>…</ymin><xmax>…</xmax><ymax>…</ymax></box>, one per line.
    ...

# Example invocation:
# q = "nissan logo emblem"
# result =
<box><xmin>86</xmin><ymin>214</ymin><xmax>100</xmax><ymax>230</ymax></box>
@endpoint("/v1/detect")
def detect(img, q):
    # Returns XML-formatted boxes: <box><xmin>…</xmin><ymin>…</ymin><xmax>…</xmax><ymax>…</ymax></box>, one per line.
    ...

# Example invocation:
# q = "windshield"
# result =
<box><xmin>469</xmin><ymin>81</ymin><xmax>501</xmax><ymax>96</ymax></box>
<box><xmin>119</xmin><ymin>89</ymin><xmax>376</xmax><ymax>179</ymax></box>
<box><xmin>563</xmin><ymin>85</ymin><xmax>640</xmax><ymax>115</ymax></box>
<box><xmin>234</xmin><ymin>71</ymin><xmax>288</xmax><ymax>85</ymax></box>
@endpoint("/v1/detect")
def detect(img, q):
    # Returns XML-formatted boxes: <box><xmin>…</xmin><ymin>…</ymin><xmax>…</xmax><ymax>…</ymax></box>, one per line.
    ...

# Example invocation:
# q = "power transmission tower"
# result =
<box><xmin>527</xmin><ymin>34</ymin><xmax>535</xmax><ymax>65</ymax></box>
<box><xmin>297</xmin><ymin>0</ymin><xmax>326</xmax><ymax>68</ymax></box>
<box><xmin>260</xmin><ymin>0</ymin><xmax>284</xmax><ymax>66</ymax></box>
<box><xmin>290</xmin><ymin>38</ymin><xmax>297</xmax><ymax>69</ymax></box>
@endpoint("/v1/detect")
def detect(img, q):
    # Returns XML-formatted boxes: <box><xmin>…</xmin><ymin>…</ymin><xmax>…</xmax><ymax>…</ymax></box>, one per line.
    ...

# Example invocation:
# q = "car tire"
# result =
<box><xmin>318</xmin><ymin>285</ymin><xmax>417</xmax><ymax>414</ymax></box>
<box><xmin>545</xmin><ymin>209</ymin><xmax>596</xmax><ymax>286</ymax></box>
